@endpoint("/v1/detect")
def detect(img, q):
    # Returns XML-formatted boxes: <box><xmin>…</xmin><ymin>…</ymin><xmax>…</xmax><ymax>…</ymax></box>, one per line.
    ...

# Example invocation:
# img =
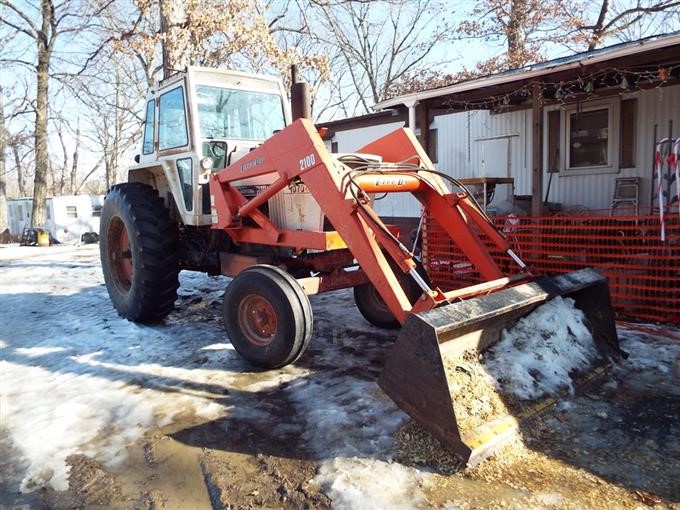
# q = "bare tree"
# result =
<box><xmin>0</xmin><ymin>88</ymin><xmax>7</xmax><ymax>233</ymax></box>
<box><xmin>54</xmin><ymin>119</ymin><xmax>69</xmax><ymax>195</ymax></box>
<box><xmin>581</xmin><ymin>0</ymin><xmax>680</xmax><ymax>49</ymax></box>
<box><xmin>299</xmin><ymin>0</ymin><xmax>454</xmax><ymax>115</ymax></box>
<box><xmin>69</xmin><ymin>119</ymin><xmax>80</xmax><ymax>195</ymax></box>
<box><xmin>0</xmin><ymin>0</ymin><xmax>114</xmax><ymax>226</ymax></box>
<box><xmin>8</xmin><ymin>134</ymin><xmax>32</xmax><ymax>197</ymax></box>
<box><xmin>454</xmin><ymin>0</ymin><xmax>581</xmax><ymax>70</ymax></box>
<box><xmin>69</xmin><ymin>54</ymin><xmax>145</xmax><ymax>190</ymax></box>
<box><xmin>392</xmin><ymin>0</ymin><xmax>680</xmax><ymax>96</ymax></box>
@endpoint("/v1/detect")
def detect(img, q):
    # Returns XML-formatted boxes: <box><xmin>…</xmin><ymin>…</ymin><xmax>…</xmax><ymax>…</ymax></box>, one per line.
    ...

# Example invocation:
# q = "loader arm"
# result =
<box><xmin>209</xmin><ymin>118</ymin><xmax>526</xmax><ymax>324</ymax></box>
<box><xmin>210</xmin><ymin>118</ymin><xmax>621</xmax><ymax>466</ymax></box>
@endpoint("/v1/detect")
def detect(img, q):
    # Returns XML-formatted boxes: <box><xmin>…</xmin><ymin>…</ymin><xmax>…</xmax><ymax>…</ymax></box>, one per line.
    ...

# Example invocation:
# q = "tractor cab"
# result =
<box><xmin>131</xmin><ymin>67</ymin><xmax>291</xmax><ymax>226</ymax></box>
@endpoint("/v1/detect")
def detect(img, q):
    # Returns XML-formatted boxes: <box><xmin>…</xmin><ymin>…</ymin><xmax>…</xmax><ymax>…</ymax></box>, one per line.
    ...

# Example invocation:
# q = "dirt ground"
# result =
<box><xmin>1</xmin><ymin>244</ymin><xmax>679</xmax><ymax>509</ymax></box>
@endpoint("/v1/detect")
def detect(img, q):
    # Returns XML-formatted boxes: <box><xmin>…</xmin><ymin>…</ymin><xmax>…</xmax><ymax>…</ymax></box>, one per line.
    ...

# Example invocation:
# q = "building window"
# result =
<box><xmin>567</xmin><ymin>107</ymin><xmax>610</xmax><ymax>169</ymax></box>
<box><xmin>158</xmin><ymin>86</ymin><xmax>189</xmax><ymax>151</ymax></box>
<box><xmin>142</xmin><ymin>99</ymin><xmax>155</xmax><ymax>155</ymax></box>
<box><xmin>331</xmin><ymin>141</ymin><xmax>338</xmax><ymax>153</ymax></box>
<box><xmin>66</xmin><ymin>206</ymin><xmax>78</xmax><ymax>218</ymax></box>
<box><xmin>176</xmin><ymin>158</ymin><xmax>193</xmax><ymax>211</ymax></box>
<box><xmin>91</xmin><ymin>205</ymin><xmax>102</xmax><ymax>217</ymax></box>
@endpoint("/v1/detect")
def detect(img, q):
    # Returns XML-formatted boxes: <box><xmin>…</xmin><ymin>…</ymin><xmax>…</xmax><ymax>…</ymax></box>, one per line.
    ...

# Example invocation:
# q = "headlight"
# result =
<box><xmin>200</xmin><ymin>157</ymin><xmax>213</xmax><ymax>171</ymax></box>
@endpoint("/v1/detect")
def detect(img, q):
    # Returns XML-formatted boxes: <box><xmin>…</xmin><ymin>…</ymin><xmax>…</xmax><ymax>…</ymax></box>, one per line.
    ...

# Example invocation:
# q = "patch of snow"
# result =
<box><xmin>287</xmin><ymin>375</ymin><xmax>405</xmax><ymax>457</ymax></box>
<box><xmin>617</xmin><ymin>326</ymin><xmax>680</xmax><ymax>375</ymax></box>
<box><xmin>314</xmin><ymin>457</ymin><xmax>426</xmax><ymax>510</ymax></box>
<box><xmin>14</xmin><ymin>346</ymin><xmax>68</xmax><ymax>357</ymax></box>
<box><xmin>201</xmin><ymin>343</ymin><xmax>233</xmax><ymax>351</ymax></box>
<box><xmin>555</xmin><ymin>401</ymin><xmax>573</xmax><ymax>412</ymax></box>
<box><xmin>0</xmin><ymin>246</ymin><xmax>241</xmax><ymax>492</ymax></box>
<box><xmin>6</xmin><ymin>244</ymin><xmax>676</xmax><ymax>507</ymax></box>
<box><xmin>484</xmin><ymin>297</ymin><xmax>599</xmax><ymax>400</ymax></box>
<box><xmin>242</xmin><ymin>368</ymin><xmax>310</xmax><ymax>392</ymax></box>
<box><xmin>288</xmin><ymin>370</ymin><xmax>423</xmax><ymax>508</ymax></box>
<box><xmin>1</xmin><ymin>362</ymin><xmax>156</xmax><ymax>491</ymax></box>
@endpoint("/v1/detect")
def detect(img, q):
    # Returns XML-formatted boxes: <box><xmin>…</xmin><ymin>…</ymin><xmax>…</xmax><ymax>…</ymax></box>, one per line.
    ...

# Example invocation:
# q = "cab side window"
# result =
<box><xmin>158</xmin><ymin>86</ymin><xmax>189</xmax><ymax>150</ymax></box>
<box><xmin>142</xmin><ymin>100</ymin><xmax>155</xmax><ymax>155</ymax></box>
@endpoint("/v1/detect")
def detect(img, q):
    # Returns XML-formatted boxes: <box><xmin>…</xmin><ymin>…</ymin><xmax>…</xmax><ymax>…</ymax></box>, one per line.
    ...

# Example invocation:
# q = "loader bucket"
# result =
<box><xmin>379</xmin><ymin>268</ymin><xmax>622</xmax><ymax>466</ymax></box>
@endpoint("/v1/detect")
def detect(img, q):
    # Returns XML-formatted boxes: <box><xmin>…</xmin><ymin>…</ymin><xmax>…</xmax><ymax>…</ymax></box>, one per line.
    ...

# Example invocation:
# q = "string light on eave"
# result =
<box><xmin>441</xmin><ymin>64</ymin><xmax>679</xmax><ymax>114</ymax></box>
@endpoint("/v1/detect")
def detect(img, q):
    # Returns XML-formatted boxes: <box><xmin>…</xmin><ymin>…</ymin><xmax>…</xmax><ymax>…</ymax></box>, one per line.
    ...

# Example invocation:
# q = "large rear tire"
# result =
<box><xmin>354</xmin><ymin>259</ymin><xmax>429</xmax><ymax>329</ymax></box>
<box><xmin>100</xmin><ymin>183</ymin><xmax>179</xmax><ymax>322</ymax></box>
<box><xmin>223</xmin><ymin>265</ymin><xmax>313</xmax><ymax>369</ymax></box>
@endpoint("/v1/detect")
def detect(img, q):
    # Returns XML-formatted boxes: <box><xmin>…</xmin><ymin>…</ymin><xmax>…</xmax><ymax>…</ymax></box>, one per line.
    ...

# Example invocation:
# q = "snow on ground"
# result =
<box><xmin>484</xmin><ymin>296</ymin><xmax>600</xmax><ymax>399</ymax></box>
<box><xmin>0</xmin><ymin>244</ymin><xmax>425</xmax><ymax>504</ymax></box>
<box><xmin>315</xmin><ymin>458</ymin><xmax>427</xmax><ymax>510</ymax></box>
<box><xmin>0</xmin><ymin>245</ymin><xmax>239</xmax><ymax>491</ymax></box>
<box><xmin>616</xmin><ymin>323</ymin><xmax>680</xmax><ymax>376</ymax></box>
<box><xmin>1</xmin><ymin>244</ymin><xmax>679</xmax><ymax>508</ymax></box>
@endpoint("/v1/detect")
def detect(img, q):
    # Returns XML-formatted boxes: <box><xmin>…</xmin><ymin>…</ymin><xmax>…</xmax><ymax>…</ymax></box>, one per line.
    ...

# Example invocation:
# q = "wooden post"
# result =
<box><xmin>531</xmin><ymin>81</ymin><xmax>544</xmax><ymax>217</ymax></box>
<box><xmin>418</xmin><ymin>102</ymin><xmax>430</xmax><ymax>159</ymax></box>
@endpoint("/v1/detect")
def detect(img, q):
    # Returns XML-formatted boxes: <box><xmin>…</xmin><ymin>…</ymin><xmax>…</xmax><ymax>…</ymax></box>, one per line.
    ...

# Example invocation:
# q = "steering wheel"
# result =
<box><xmin>208</xmin><ymin>142</ymin><xmax>226</xmax><ymax>159</ymax></box>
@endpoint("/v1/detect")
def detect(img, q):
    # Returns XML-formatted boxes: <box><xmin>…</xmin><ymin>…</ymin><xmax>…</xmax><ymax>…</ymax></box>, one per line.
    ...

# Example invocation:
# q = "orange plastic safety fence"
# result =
<box><xmin>422</xmin><ymin>211</ymin><xmax>680</xmax><ymax>324</ymax></box>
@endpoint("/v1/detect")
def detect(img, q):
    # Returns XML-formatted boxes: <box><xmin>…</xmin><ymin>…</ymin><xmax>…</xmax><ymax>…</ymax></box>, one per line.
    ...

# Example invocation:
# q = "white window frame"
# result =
<box><xmin>66</xmin><ymin>205</ymin><xmax>78</xmax><ymax>218</ymax></box>
<box><xmin>543</xmin><ymin>96</ymin><xmax>621</xmax><ymax>178</ymax></box>
<box><xmin>566</xmin><ymin>105</ymin><xmax>611</xmax><ymax>170</ymax></box>
<box><xmin>158</xmin><ymin>85</ymin><xmax>190</xmax><ymax>152</ymax></box>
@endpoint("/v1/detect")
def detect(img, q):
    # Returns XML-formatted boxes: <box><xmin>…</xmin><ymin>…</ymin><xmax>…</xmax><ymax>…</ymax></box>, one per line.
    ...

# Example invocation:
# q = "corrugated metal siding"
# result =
<box><xmin>327</xmin><ymin>84</ymin><xmax>680</xmax><ymax>216</ymax></box>
<box><xmin>542</xmin><ymin>85</ymin><xmax>679</xmax><ymax>210</ymax></box>
<box><xmin>433</xmin><ymin>109</ymin><xmax>530</xmax><ymax>204</ymax></box>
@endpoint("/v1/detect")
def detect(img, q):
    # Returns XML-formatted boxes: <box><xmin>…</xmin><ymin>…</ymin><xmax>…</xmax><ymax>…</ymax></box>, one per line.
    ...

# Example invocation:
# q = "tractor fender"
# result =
<box><xmin>127</xmin><ymin>164</ymin><xmax>179</xmax><ymax>219</ymax></box>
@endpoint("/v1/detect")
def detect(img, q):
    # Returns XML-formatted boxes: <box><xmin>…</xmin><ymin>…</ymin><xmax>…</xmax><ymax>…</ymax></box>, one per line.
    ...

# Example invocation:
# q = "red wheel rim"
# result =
<box><xmin>238</xmin><ymin>294</ymin><xmax>278</xmax><ymax>346</ymax></box>
<box><xmin>107</xmin><ymin>217</ymin><xmax>133</xmax><ymax>293</ymax></box>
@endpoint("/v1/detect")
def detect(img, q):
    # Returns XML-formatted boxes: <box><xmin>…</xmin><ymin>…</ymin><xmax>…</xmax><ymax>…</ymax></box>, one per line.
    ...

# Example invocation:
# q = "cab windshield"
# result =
<box><xmin>195</xmin><ymin>85</ymin><xmax>285</xmax><ymax>140</ymax></box>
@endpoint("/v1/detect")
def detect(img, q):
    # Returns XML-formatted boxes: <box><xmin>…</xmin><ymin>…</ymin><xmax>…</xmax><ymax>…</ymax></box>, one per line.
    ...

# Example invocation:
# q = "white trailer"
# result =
<box><xmin>7</xmin><ymin>195</ymin><xmax>104</xmax><ymax>243</ymax></box>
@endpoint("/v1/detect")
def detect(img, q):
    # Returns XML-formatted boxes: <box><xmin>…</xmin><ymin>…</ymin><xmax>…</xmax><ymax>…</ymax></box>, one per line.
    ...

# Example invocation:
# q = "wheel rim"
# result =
<box><xmin>107</xmin><ymin>216</ymin><xmax>133</xmax><ymax>293</ymax></box>
<box><xmin>238</xmin><ymin>294</ymin><xmax>278</xmax><ymax>346</ymax></box>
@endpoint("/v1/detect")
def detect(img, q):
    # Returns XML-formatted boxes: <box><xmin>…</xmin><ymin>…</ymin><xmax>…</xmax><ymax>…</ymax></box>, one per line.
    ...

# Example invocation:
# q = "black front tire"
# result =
<box><xmin>354</xmin><ymin>259</ymin><xmax>429</xmax><ymax>329</ymax></box>
<box><xmin>100</xmin><ymin>183</ymin><xmax>179</xmax><ymax>322</ymax></box>
<box><xmin>223</xmin><ymin>265</ymin><xmax>313</xmax><ymax>369</ymax></box>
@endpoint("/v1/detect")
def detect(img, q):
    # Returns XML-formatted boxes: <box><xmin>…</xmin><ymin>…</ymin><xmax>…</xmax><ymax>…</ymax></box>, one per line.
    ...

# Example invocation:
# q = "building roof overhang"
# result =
<box><xmin>374</xmin><ymin>32</ymin><xmax>680</xmax><ymax>112</ymax></box>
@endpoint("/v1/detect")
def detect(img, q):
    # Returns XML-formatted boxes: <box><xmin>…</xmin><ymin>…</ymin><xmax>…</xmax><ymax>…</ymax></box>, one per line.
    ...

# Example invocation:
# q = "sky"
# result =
<box><xmin>1</xmin><ymin>0</ymin><xmax>678</xmax><ymax>197</ymax></box>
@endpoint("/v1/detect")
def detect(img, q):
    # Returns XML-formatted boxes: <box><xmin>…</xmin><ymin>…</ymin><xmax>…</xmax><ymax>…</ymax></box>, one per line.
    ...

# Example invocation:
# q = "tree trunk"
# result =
<box><xmin>507</xmin><ymin>0</ymin><xmax>528</xmax><ymax>68</ymax></box>
<box><xmin>159</xmin><ymin>0</ymin><xmax>188</xmax><ymax>79</ymax></box>
<box><xmin>30</xmin><ymin>0</ymin><xmax>53</xmax><ymax>227</ymax></box>
<box><xmin>112</xmin><ymin>66</ymin><xmax>121</xmax><ymax>185</ymax></box>
<box><xmin>104</xmin><ymin>156</ymin><xmax>113</xmax><ymax>190</ymax></box>
<box><xmin>70</xmin><ymin>120</ymin><xmax>80</xmax><ymax>194</ymax></box>
<box><xmin>57</xmin><ymin>127</ymin><xmax>68</xmax><ymax>195</ymax></box>
<box><xmin>31</xmin><ymin>56</ymin><xmax>49</xmax><ymax>226</ymax></box>
<box><xmin>0</xmin><ymin>90</ymin><xmax>7</xmax><ymax>233</ymax></box>
<box><xmin>13</xmin><ymin>144</ymin><xmax>26</xmax><ymax>197</ymax></box>
<box><xmin>588</xmin><ymin>0</ymin><xmax>609</xmax><ymax>50</ymax></box>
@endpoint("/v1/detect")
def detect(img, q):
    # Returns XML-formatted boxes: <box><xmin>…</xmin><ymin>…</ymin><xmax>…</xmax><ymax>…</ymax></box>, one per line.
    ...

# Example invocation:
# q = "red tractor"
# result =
<box><xmin>100</xmin><ymin>67</ymin><xmax>621</xmax><ymax>465</ymax></box>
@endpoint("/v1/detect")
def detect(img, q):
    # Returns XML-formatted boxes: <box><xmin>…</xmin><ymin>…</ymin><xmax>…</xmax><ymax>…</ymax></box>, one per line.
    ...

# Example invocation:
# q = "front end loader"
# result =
<box><xmin>207</xmin><ymin>119</ymin><xmax>622</xmax><ymax>465</ymax></box>
<box><xmin>100</xmin><ymin>67</ymin><xmax>622</xmax><ymax>466</ymax></box>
